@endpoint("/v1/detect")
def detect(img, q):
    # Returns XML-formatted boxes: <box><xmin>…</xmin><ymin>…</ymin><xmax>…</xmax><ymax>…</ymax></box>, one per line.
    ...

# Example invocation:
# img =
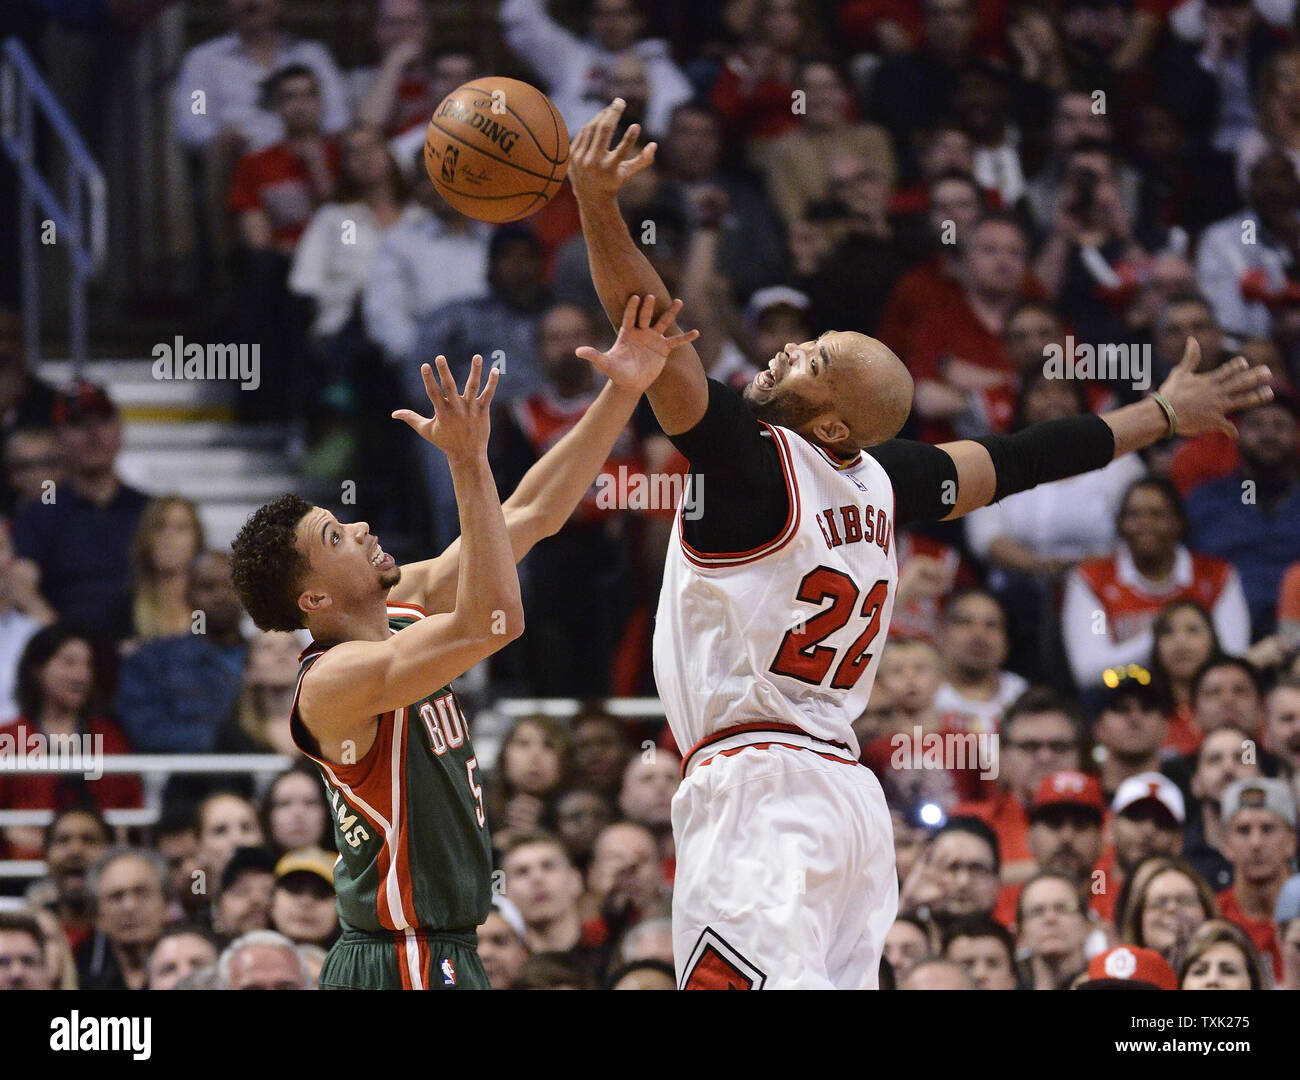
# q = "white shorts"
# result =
<box><xmin>671</xmin><ymin>731</ymin><xmax>898</xmax><ymax>989</ymax></box>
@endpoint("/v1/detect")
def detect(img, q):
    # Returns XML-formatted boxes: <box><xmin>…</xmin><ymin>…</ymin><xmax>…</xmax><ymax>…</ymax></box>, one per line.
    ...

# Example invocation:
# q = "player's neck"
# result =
<box><xmin>310</xmin><ymin>597</ymin><xmax>391</xmax><ymax>648</ymax></box>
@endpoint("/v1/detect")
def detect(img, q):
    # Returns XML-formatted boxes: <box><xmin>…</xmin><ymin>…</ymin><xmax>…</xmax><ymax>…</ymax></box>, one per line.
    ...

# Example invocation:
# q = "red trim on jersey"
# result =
<box><xmin>812</xmin><ymin>443</ymin><xmax>864</xmax><ymax>471</ymax></box>
<box><xmin>692</xmin><ymin>741</ymin><xmax>866</xmax><ymax>775</ymax></box>
<box><xmin>678</xmin><ymin>423</ymin><xmax>801</xmax><ymax>568</ymax></box>
<box><xmin>386</xmin><ymin>600</ymin><xmax>428</xmax><ymax>616</ymax></box>
<box><xmin>397</xmin><ymin>939</ymin><xmax>413</xmax><ymax>989</ymax></box>
<box><xmin>680</xmin><ymin>721</ymin><xmax>855</xmax><ymax>777</ymax></box>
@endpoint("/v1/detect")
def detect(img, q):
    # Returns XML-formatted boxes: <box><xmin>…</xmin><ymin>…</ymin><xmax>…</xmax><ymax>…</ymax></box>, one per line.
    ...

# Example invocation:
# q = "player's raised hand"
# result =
<box><xmin>576</xmin><ymin>294</ymin><xmax>699</xmax><ymax>395</ymax></box>
<box><xmin>391</xmin><ymin>354</ymin><xmax>498</xmax><ymax>459</ymax></box>
<box><xmin>568</xmin><ymin>98</ymin><xmax>656</xmax><ymax>203</ymax></box>
<box><xmin>1155</xmin><ymin>337</ymin><xmax>1274</xmax><ymax>439</ymax></box>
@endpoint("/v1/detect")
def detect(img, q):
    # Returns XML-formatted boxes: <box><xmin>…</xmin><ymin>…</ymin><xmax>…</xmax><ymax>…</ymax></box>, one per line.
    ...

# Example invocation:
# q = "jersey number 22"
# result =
<box><xmin>769</xmin><ymin>567</ymin><xmax>888</xmax><ymax>690</ymax></box>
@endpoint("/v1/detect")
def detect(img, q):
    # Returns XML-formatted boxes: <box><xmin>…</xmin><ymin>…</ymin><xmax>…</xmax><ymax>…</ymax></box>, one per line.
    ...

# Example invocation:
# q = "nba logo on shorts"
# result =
<box><xmin>441</xmin><ymin>145</ymin><xmax>459</xmax><ymax>183</ymax></box>
<box><xmin>441</xmin><ymin>958</ymin><xmax>457</xmax><ymax>986</ymax></box>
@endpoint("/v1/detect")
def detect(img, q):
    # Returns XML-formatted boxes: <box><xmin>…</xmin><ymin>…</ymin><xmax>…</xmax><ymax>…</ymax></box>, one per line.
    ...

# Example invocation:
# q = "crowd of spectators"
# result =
<box><xmin>3</xmin><ymin>0</ymin><xmax>1300</xmax><ymax>988</ymax></box>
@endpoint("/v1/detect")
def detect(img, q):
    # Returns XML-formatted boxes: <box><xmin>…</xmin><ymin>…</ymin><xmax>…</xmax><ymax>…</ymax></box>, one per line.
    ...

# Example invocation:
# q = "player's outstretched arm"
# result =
<box><xmin>935</xmin><ymin>339</ymin><xmax>1274</xmax><ymax>519</ymax></box>
<box><xmin>398</xmin><ymin>296</ymin><xmax>698</xmax><ymax>614</ymax></box>
<box><xmin>301</xmin><ymin>358</ymin><xmax>524</xmax><ymax>729</ymax></box>
<box><xmin>569</xmin><ymin>98</ymin><xmax>709</xmax><ymax>436</ymax></box>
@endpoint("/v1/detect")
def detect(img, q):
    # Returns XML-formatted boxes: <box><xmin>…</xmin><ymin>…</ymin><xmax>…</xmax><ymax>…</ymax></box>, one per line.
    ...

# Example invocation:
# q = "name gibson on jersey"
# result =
<box><xmin>815</xmin><ymin>503</ymin><xmax>892</xmax><ymax>555</ymax></box>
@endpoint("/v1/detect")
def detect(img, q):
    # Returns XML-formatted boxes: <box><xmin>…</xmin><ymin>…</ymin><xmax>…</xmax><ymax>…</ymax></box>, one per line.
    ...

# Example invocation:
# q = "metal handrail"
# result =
<box><xmin>0</xmin><ymin>753</ymin><xmax>294</xmax><ymax>775</ymax></box>
<box><xmin>0</xmin><ymin>36</ymin><xmax>108</xmax><ymax>370</ymax></box>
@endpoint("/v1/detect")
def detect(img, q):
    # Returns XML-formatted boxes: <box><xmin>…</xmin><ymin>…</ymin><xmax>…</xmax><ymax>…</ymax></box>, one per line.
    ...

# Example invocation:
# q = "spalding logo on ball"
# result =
<box><xmin>424</xmin><ymin>77</ymin><xmax>569</xmax><ymax>224</ymax></box>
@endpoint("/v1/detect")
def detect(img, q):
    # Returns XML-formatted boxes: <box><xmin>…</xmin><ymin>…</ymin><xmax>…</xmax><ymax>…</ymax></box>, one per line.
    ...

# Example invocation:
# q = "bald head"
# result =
<box><xmin>742</xmin><ymin>331</ymin><xmax>913</xmax><ymax>452</ymax></box>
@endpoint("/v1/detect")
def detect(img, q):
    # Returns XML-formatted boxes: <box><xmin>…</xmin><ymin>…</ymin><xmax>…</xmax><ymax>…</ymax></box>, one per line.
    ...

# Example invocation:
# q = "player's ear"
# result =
<box><xmin>809</xmin><ymin>415</ymin><xmax>851</xmax><ymax>447</ymax></box>
<box><xmin>299</xmin><ymin>590</ymin><xmax>331</xmax><ymax>618</ymax></box>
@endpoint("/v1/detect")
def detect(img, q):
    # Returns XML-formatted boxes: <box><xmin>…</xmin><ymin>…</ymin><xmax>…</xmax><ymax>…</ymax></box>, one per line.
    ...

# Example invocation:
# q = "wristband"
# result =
<box><xmin>1150</xmin><ymin>392</ymin><xmax>1178</xmax><ymax>438</ymax></box>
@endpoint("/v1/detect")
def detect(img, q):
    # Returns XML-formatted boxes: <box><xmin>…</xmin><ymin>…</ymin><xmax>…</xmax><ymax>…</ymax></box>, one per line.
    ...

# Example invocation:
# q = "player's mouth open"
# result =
<box><xmin>370</xmin><ymin>545</ymin><xmax>395</xmax><ymax>570</ymax></box>
<box><xmin>755</xmin><ymin>369</ymin><xmax>776</xmax><ymax>390</ymax></box>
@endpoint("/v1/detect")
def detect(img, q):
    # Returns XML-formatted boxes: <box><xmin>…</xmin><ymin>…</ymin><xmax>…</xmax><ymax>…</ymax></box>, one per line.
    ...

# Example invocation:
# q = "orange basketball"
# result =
<box><xmin>423</xmin><ymin>77</ymin><xmax>569</xmax><ymax>224</ymax></box>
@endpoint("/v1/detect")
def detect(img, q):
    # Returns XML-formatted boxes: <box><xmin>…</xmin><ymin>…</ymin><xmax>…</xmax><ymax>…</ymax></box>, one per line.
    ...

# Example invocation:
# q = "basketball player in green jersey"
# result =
<box><xmin>230</xmin><ymin>295</ymin><xmax>697</xmax><ymax>989</ymax></box>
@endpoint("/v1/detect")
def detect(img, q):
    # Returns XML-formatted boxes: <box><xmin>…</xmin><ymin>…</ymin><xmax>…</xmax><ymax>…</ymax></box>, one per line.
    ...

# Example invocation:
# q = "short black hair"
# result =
<box><xmin>1002</xmin><ymin>685</ymin><xmax>1084</xmax><ymax>744</ymax></box>
<box><xmin>43</xmin><ymin>805</ymin><xmax>111</xmax><ymax>853</ymax></box>
<box><xmin>940</xmin><ymin>914</ymin><xmax>1017</xmax><ymax>965</ymax></box>
<box><xmin>932</xmin><ymin>815</ymin><xmax>1001</xmax><ymax>875</ymax></box>
<box><xmin>230</xmin><ymin>493</ymin><xmax>314</xmax><ymax>632</ymax></box>
<box><xmin>1192</xmin><ymin>653</ymin><xmax>1265</xmax><ymax>701</ymax></box>
<box><xmin>260</xmin><ymin>63</ymin><xmax>319</xmax><ymax>109</ymax></box>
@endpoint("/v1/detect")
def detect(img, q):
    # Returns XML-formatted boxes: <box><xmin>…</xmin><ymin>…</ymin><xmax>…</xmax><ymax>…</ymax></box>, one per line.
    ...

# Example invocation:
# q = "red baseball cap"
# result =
<box><xmin>52</xmin><ymin>380</ymin><xmax>117</xmax><ymax>426</ymax></box>
<box><xmin>1030</xmin><ymin>770</ymin><xmax>1107</xmax><ymax>817</ymax></box>
<box><xmin>1083</xmin><ymin>946</ymin><xmax>1178</xmax><ymax>990</ymax></box>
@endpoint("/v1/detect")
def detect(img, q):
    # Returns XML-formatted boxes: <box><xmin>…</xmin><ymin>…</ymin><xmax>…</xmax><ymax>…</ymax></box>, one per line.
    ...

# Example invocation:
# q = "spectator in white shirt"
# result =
<box><xmin>387</xmin><ymin>44</ymin><xmax>483</xmax><ymax>183</ymax></box>
<box><xmin>172</xmin><ymin>0</ymin><xmax>349</xmax><ymax>284</ymax></box>
<box><xmin>1061</xmin><ymin>478</ymin><xmax>1251</xmax><ymax>691</ymax></box>
<box><xmin>933</xmin><ymin>588</ymin><xmax>1029</xmax><ymax>735</ymax></box>
<box><xmin>498</xmin><ymin>0</ymin><xmax>694</xmax><ymax>137</ymax></box>
<box><xmin>362</xmin><ymin>149</ymin><xmax>490</xmax><ymax>364</ymax></box>
<box><xmin>1196</xmin><ymin>149</ymin><xmax>1300</xmax><ymax>342</ymax></box>
<box><xmin>290</xmin><ymin>126</ymin><xmax>410</xmax><ymax>344</ymax></box>
<box><xmin>172</xmin><ymin>0</ymin><xmax>349</xmax><ymax>155</ymax></box>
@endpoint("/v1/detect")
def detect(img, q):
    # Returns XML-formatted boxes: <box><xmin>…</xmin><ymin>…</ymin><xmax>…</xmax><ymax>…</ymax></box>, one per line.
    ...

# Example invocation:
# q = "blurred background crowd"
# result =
<box><xmin>2</xmin><ymin>0</ymin><xmax>1300</xmax><ymax>989</ymax></box>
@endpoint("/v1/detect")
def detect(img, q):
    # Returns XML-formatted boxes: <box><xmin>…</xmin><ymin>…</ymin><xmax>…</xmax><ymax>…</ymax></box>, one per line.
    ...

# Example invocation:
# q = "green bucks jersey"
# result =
<box><xmin>290</xmin><ymin>602</ymin><xmax>492</xmax><ymax>934</ymax></box>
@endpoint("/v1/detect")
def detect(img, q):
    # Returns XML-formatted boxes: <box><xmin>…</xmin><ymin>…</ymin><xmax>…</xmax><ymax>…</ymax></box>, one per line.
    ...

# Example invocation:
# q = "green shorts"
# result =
<box><xmin>319</xmin><ymin>928</ymin><xmax>489</xmax><ymax>990</ymax></box>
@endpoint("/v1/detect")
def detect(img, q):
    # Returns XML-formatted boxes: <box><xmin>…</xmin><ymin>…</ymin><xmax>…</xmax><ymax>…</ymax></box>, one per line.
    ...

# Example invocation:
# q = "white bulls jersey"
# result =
<box><xmin>653</xmin><ymin>422</ymin><xmax>898</xmax><ymax>760</ymax></box>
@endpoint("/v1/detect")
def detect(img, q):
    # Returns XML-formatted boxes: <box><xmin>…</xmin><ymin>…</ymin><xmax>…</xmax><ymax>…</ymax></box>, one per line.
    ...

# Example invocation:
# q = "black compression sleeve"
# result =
<box><xmin>866</xmin><ymin>439</ymin><xmax>960</xmax><ymax>526</ymax></box>
<box><xmin>974</xmin><ymin>414</ymin><xmax>1116</xmax><ymax>502</ymax></box>
<box><xmin>666</xmin><ymin>378</ymin><xmax>791</xmax><ymax>553</ymax></box>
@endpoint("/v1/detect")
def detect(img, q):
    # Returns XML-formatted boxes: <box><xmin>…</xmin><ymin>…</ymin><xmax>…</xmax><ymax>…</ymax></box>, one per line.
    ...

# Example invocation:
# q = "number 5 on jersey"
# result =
<box><xmin>769</xmin><ymin>568</ymin><xmax>888</xmax><ymax>689</ymax></box>
<box><xmin>419</xmin><ymin>693</ymin><xmax>486</xmax><ymax>828</ymax></box>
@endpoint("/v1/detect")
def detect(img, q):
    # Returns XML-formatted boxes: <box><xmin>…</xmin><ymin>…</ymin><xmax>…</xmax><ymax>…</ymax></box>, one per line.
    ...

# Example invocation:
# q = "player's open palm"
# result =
<box><xmin>577</xmin><ymin>294</ymin><xmax>699</xmax><ymax>395</ymax></box>
<box><xmin>392</xmin><ymin>354</ymin><xmax>498</xmax><ymax>460</ymax></box>
<box><xmin>568</xmin><ymin>98</ymin><xmax>656</xmax><ymax>202</ymax></box>
<box><xmin>1157</xmin><ymin>337</ymin><xmax>1274</xmax><ymax>438</ymax></box>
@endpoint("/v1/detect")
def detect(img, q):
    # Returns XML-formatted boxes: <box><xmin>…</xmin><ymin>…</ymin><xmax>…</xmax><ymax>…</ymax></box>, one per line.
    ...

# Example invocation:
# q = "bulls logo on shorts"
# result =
<box><xmin>680</xmin><ymin>928</ymin><xmax>767</xmax><ymax>990</ymax></box>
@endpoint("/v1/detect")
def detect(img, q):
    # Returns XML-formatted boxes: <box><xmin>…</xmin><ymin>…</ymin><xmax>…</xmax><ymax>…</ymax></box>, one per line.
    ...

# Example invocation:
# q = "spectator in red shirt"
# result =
<box><xmin>227</xmin><ymin>63</ymin><xmax>341</xmax><ymax>426</ymax></box>
<box><xmin>349</xmin><ymin>0</ymin><xmax>437</xmax><ymax>138</ymax></box>
<box><xmin>0</xmin><ymin>625</ymin><xmax>143</xmax><ymax>862</ymax></box>
<box><xmin>1184</xmin><ymin>725</ymin><xmax>1264</xmax><ymax>893</ymax></box>
<box><xmin>1093</xmin><ymin>669</ymin><xmax>1170</xmax><ymax>800</ymax></box>
<box><xmin>1215</xmin><ymin>777</ymin><xmax>1295</xmax><ymax>983</ymax></box>
<box><xmin>710</xmin><ymin>0</ymin><xmax>822</xmax><ymax>159</ymax></box>
<box><xmin>228</xmin><ymin>64</ymin><xmax>340</xmax><ymax>257</ymax></box>
<box><xmin>908</xmin><ymin>213</ymin><xmax>1031</xmax><ymax>443</ymax></box>
<box><xmin>877</xmin><ymin>171</ymin><xmax>981</xmax><ymax>360</ymax></box>
<box><xmin>1148</xmin><ymin>600</ymin><xmax>1221</xmax><ymax>756</ymax></box>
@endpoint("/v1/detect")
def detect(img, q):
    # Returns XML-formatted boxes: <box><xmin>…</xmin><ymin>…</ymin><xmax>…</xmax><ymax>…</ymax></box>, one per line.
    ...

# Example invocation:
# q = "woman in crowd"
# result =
<box><xmin>1062</xmin><ymin>477</ymin><xmax>1250</xmax><ymax>692</ymax></box>
<box><xmin>260</xmin><ymin>762</ymin><xmax>334</xmax><ymax>856</ymax></box>
<box><xmin>195</xmin><ymin>790</ymin><xmax>264</xmax><ymax>884</ymax></box>
<box><xmin>1179</xmin><ymin>919</ymin><xmax>1271</xmax><ymax>990</ymax></box>
<box><xmin>1115</xmin><ymin>855</ymin><xmax>1217</xmax><ymax>971</ymax></box>
<box><xmin>1148</xmin><ymin>599</ymin><xmax>1222</xmax><ymax>755</ymax></box>
<box><xmin>117</xmin><ymin>496</ymin><xmax>205</xmax><ymax>651</ymax></box>
<box><xmin>484</xmin><ymin>714</ymin><xmax>573</xmax><ymax>850</ymax></box>
<box><xmin>0</xmin><ymin>624</ymin><xmax>143</xmax><ymax>860</ymax></box>
<box><xmin>220</xmin><ymin>629</ymin><xmax>309</xmax><ymax>755</ymax></box>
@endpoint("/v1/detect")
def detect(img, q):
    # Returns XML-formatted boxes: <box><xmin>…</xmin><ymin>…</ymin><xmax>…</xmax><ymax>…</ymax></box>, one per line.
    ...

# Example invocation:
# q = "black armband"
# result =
<box><xmin>974</xmin><ymin>415</ymin><xmax>1115</xmax><ymax>503</ymax></box>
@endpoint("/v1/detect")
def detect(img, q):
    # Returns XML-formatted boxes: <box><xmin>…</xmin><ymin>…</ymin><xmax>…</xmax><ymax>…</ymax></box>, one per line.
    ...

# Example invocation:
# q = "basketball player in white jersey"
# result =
<box><xmin>568</xmin><ymin>99</ymin><xmax>1276</xmax><ymax>989</ymax></box>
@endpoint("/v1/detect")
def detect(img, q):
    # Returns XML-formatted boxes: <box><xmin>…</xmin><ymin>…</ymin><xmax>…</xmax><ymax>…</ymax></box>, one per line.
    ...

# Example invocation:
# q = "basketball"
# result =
<box><xmin>423</xmin><ymin>77</ymin><xmax>569</xmax><ymax>224</ymax></box>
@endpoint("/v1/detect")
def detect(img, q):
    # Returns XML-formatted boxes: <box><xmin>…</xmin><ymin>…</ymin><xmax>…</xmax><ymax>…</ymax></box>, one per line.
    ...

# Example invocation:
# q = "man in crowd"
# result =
<box><xmin>77</xmin><ymin>847</ymin><xmax>170</xmax><ymax>991</ymax></box>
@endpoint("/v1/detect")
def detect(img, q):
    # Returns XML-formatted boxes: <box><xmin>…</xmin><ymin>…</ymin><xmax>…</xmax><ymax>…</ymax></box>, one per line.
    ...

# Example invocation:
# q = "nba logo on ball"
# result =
<box><xmin>441</xmin><ymin>958</ymin><xmax>457</xmax><ymax>986</ymax></box>
<box><xmin>441</xmin><ymin>144</ymin><xmax>458</xmax><ymax>184</ymax></box>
